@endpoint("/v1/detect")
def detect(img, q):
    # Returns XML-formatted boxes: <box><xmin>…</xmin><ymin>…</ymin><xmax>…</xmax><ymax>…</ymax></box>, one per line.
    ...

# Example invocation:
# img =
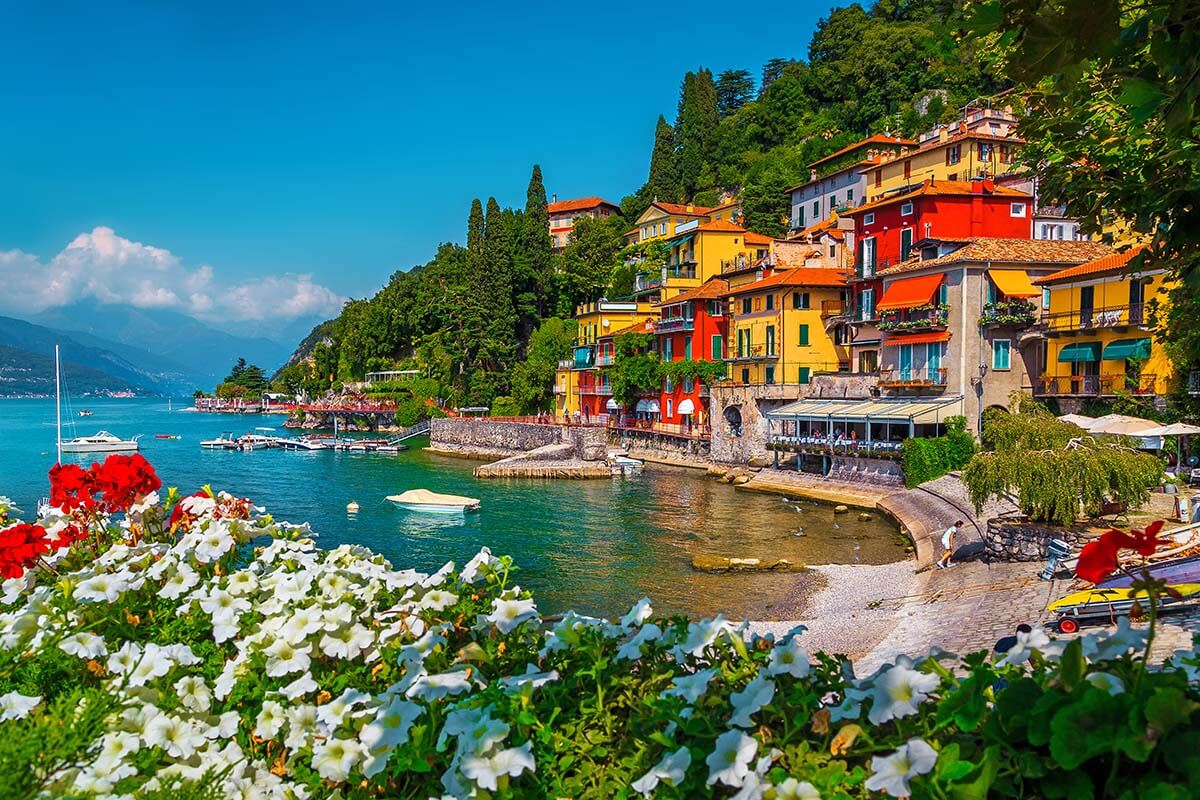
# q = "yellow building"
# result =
<box><xmin>633</xmin><ymin>220</ymin><xmax>771</xmax><ymax>304</ymax></box>
<box><xmin>1033</xmin><ymin>246</ymin><xmax>1175</xmax><ymax>399</ymax></box>
<box><xmin>554</xmin><ymin>299</ymin><xmax>654</xmax><ymax>417</ymax></box>
<box><xmin>724</xmin><ymin>268</ymin><xmax>851</xmax><ymax>386</ymax></box>
<box><xmin>625</xmin><ymin>201</ymin><xmax>716</xmax><ymax>246</ymax></box>
<box><xmin>865</xmin><ymin>106</ymin><xmax>1022</xmax><ymax>201</ymax></box>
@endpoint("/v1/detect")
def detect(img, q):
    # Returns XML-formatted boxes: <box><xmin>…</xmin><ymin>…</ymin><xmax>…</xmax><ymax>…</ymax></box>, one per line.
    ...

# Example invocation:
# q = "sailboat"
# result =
<box><xmin>55</xmin><ymin>345</ymin><xmax>140</xmax><ymax>458</ymax></box>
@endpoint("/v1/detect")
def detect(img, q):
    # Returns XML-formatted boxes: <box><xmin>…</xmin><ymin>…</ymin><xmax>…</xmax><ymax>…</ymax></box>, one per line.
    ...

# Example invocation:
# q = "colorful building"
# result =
<box><xmin>547</xmin><ymin>196</ymin><xmax>621</xmax><ymax>252</ymax></box>
<box><xmin>625</xmin><ymin>201</ymin><xmax>715</xmax><ymax>246</ymax></box>
<box><xmin>1032</xmin><ymin>246</ymin><xmax>1175</xmax><ymax>401</ymax></box>
<box><xmin>786</xmin><ymin>133</ymin><xmax>916</xmax><ymax>232</ymax></box>
<box><xmin>783</xmin><ymin>216</ymin><xmax>856</xmax><ymax>270</ymax></box>
<box><xmin>724</xmin><ymin>268</ymin><xmax>851</xmax><ymax>387</ymax></box>
<box><xmin>571</xmin><ymin>298</ymin><xmax>656</xmax><ymax>346</ymax></box>
<box><xmin>863</xmin><ymin>105</ymin><xmax>1022</xmax><ymax>202</ymax></box>
<box><xmin>633</xmin><ymin>220</ymin><xmax>771</xmax><ymax>304</ymax></box>
<box><xmin>654</xmin><ymin>278</ymin><xmax>729</xmax><ymax>428</ymax></box>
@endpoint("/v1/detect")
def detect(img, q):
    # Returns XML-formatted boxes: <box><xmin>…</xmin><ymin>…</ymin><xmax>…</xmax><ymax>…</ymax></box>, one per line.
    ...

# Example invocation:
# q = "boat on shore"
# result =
<box><xmin>386</xmin><ymin>489</ymin><xmax>481</xmax><ymax>514</ymax></box>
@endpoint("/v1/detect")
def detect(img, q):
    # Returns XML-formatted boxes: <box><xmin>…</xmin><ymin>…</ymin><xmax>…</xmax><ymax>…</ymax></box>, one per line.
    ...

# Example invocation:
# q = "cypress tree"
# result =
<box><xmin>483</xmin><ymin>197</ymin><xmax>517</xmax><ymax>366</ymax></box>
<box><xmin>462</xmin><ymin>198</ymin><xmax>488</xmax><ymax>375</ymax></box>
<box><xmin>517</xmin><ymin>165</ymin><xmax>553</xmax><ymax>327</ymax></box>
<box><xmin>466</xmin><ymin>198</ymin><xmax>486</xmax><ymax>277</ymax></box>
<box><xmin>675</xmin><ymin>68</ymin><xmax>720</xmax><ymax>199</ymax></box>
<box><xmin>647</xmin><ymin>115</ymin><xmax>678</xmax><ymax>202</ymax></box>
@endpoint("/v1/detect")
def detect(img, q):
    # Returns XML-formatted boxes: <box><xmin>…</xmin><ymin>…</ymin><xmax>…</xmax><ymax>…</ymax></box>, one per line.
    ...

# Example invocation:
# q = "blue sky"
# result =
<box><xmin>0</xmin><ymin>1</ymin><xmax>837</xmax><ymax>335</ymax></box>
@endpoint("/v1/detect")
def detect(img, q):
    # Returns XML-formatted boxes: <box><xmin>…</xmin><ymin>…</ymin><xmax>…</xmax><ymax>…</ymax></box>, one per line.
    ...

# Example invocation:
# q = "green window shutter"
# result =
<box><xmin>798</xmin><ymin>324</ymin><xmax>810</xmax><ymax>346</ymax></box>
<box><xmin>711</xmin><ymin>335</ymin><xmax>723</xmax><ymax>359</ymax></box>
<box><xmin>684</xmin><ymin>339</ymin><xmax>692</xmax><ymax>360</ymax></box>
<box><xmin>799</xmin><ymin>367</ymin><xmax>811</xmax><ymax>384</ymax></box>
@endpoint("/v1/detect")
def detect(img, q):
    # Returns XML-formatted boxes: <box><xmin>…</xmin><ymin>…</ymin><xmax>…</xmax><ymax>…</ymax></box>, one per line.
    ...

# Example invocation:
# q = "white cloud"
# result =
<box><xmin>0</xmin><ymin>227</ymin><xmax>346</xmax><ymax>324</ymax></box>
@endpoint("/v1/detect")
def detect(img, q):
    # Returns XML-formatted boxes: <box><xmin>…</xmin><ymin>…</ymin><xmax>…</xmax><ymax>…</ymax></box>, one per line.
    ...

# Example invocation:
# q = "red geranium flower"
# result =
<box><xmin>1075</xmin><ymin>520</ymin><xmax>1168</xmax><ymax>584</ymax></box>
<box><xmin>0</xmin><ymin>523</ymin><xmax>51</xmax><ymax>579</ymax></box>
<box><xmin>91</xmin><ymin>454</ymin><xmax>161</xmax><ymax>513</ymax></box>
<box><xmin>48</xmin><ymin>463</ymin><xmax>95</xmax><ymax>512</ymax></box>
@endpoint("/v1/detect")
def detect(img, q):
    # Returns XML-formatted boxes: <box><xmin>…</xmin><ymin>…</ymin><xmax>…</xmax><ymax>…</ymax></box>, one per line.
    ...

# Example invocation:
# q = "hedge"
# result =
<box><xmin>901</xmin><ymin>416</ymin><xmax>976</xmax><ymax>487</ymax></box>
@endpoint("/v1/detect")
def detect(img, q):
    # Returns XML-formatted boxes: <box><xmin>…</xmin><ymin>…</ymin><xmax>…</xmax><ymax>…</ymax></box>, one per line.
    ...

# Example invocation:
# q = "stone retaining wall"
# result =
<box><xmin>430</xmin><ymin>419</ymin><xmax>565</xmax><ymax>454</ymax></box>
<box><xmin>984</xmin><ymin>516</ymin><xmax>1091</xmax><ymax>562</ymax></box>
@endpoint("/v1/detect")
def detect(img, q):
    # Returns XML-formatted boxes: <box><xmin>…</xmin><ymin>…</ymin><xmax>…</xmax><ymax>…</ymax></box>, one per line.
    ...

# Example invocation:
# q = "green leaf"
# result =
<box><xmin>949</xmin><ymin>744</ymin><xmax>1001</xmax><ymax>800</ymax></box>
<box><xmin>1118</xmin><ymin>78</ymin><xmax>1169</xmax><ymax>123</ymax></box>
<box><xmin>1058</xmin><ymin>639</ymin><xmax>1085</xmax><ymax>691</ymax></box>
<box><xmin>1144</xmin><ymin>687</ymin><xmax>1199</xmax><ymax>737</ymax></box>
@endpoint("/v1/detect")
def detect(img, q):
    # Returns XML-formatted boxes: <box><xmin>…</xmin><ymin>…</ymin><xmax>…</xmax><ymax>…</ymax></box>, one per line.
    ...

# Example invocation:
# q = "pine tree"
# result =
<box><xmin>466</xmin><ymin>198</ymin><xmax>486</xmax><ymax>276</ymax></box>
<box><xmin>646</xmin><ymin>115</ymin><xmax>677</xmax><ymax>202</ymax></box>
<box><xmin>482</xmin><ymin>197</ymin><xmax>517</xmax><ymax>367</ymax></box>
<box><xmin>515</xmin><ymin>165</ymin><xmax>553</xmax><ymax>332</ymax></box>
<box><xmin>760</xmin><ymin>58</ymin><xmax>793</xmax><ymax>95</ymax></box>
<box><xmin>715</xmin><ymin>69</ymin><xmax>755</xmax><ymax>116</ymax></box>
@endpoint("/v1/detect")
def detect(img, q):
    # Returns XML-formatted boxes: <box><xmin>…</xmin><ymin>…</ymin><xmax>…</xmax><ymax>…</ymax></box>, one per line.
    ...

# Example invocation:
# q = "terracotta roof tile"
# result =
<box><xmin>861</xmin><ymin>130</ymin><xmax>1024</xmax><ymax>172</ymax></box>
<box><xmin>744</xmin><ymin>231</ymin><xmax>773</xmax><ymax>246</ymax></box>
<box><xmin>725</xmin><ymin>268</ymin><xmax>850</xmax><ymax>296</ymax></box>
<box><xmin>654</xmin><ymin>201</ymin><xmax>715</xmax><ymax>217</ymax></box>
<box><xmin>1033</xmin><ymin>245</ymin><xmax>1151</xmax><ymax>285</ymax></box>
<box><xmin>548</xmin><ymin>196</ymin><xmax>620</xmax><ymax>214</ymax></box>
<box><xmin>843</xmin><ymin>179</ymin><xmax>1030</xmax><ymax>217</ymax></box>
<box><xmin>807</xmin><ymin>134</ymin><xmax>918</xmax><ymax>170</ymax></box>
<box><xmin>599</xmin><ymin>317</ymin><xmax>657</xmax><ymax>340</ymax></box>
<box><xmin>788</xmin><ymin>217</ymin><xmax>846</xmax><ymax>242</ymax></box>
<box><xmin>656</xmin><ymin>278</ymin><xmax>730</xmax><ymax>307</ymax></box>
<box><xmin>878</xmin><ymin>238</ymin><xmax>1113</xmax><ymax>276</ymax></box>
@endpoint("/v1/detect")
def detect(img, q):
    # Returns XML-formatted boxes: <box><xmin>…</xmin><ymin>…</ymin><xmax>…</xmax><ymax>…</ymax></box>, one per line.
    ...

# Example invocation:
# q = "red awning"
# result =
<box><xmin>876</xmin><ymin>273</ymin><xmax>944</xmax><ymax>312</ymax></box>
<box><xmin>884</xmin><ymin>331</ymin><xmax>951</xmax><ymax>345</ymax></box>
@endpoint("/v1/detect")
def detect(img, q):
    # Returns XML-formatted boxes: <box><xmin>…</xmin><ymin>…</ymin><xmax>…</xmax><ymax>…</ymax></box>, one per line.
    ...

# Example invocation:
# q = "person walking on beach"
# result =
<box><xmin>937</xmin><ymin>520</ymin><xmax>962</xmax><ymax>569</ymax></box>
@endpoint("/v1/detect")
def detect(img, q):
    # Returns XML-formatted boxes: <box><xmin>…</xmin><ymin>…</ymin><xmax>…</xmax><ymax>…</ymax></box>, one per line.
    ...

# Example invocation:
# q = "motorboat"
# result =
<box><xmin>1098</xmin><ymin>555</ymin><xmax>1200</xmax><ymax>588</ymax></box>
<box><xmin>60</xmin><ymin>430</ymin><xmax>140</xmax><ymax>454</ymax></box>
<box><xmin>154</xmin><ymin>434</ymin><xmax>182</xmax><ymax>440</ymax></box>
<box><xmin>607</xmin><ymin>452</ymin><xmax>644</xmax><ymax>475</ymax></box>
<box><xmin>236</xmin><ymin>433</ymin><xmax>273</xmax><ymax>451</ymax></box>
<box><xmin>78</xmin><ymin>410</ymin><xmax>93</xmax><ymax>417</ymax></box>
<box><xmin>386</xmin><ymin>489</ymin><xmax>481</xmax><ymax>514</ymax></box>
<box><xmin>200</xmin><ymin>432</ymin><xmax>237</xmax><ymax>449</ymax></box>
<box><xmin>275</xmin><ymin>437</ymin><xmax>328</xmax><ymax>451</ymax></box>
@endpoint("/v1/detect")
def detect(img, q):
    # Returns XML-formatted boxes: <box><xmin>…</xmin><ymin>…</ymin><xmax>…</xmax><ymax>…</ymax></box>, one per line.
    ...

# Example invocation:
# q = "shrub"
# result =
<box><xmin>1</xmin><ymin>459</ymin><xmax>1197</xmax><ymax>798</ymax></box>
<box><xmin>490</xmin><ymin>395</ymin><xmax>523</xmax><ymax>418</ymax></box>
<box><xmin>901</xmin><ymin>417</ymin><xmax>976</xmax><ymax>487</ymax></box>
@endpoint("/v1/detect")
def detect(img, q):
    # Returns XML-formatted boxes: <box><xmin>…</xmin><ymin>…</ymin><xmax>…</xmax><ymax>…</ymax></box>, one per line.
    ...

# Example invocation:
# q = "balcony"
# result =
<box><xmin>721</xmin><ymin>256</ymin><xmax>751</xmax><ymax>273</ymax></box>
<box><xmin>1041</xmin><ymin>303</ymin><xmax>1149</xmax><ymax>334</ymax></box>
<box><xmin>1190</xmin><ymin>370</ymin><xmax>1200</xmax><ymax>396</ymax></box>
<box><xmin>878</xmin><ymin>305</ymin><xmax>949</xmax><ymax>333</ymax></box>
<box><xmin>665</xmin><ymin>265</ymin><xmax>697</xmax><ymax>281</ymax></box>
<box><xmin>595</xmin><ymin>353</ymin><xmax>614</xmax><ymax>366</ymax></box>
<box><xmin>981</xmin><ymin>299</ymin><xmax>1038</xmax><ymax>328</ymax></box>
<box><xmin>820</xmin><ymin>300</ymin><xmax>845</xmax><ymax>317</ymax></box>
<box><xmin>656</xmin><ymin>317</ymin><xmax>695</xmax><ymax>333</ymax></box>
<box><xmin>879</xmin><ymin>367</ymin><xmax>949</xmax><ymax>388</ymax></box>
<box><xmin>557</xmin><ymin>359</ymin><xmax>574</xmax><ymax>370</ymax></box>
<box><xmin>635</xmin><ymin>273</ymin><xmax>664</xmax><ymax>292</ymax></box>
<box><xmin>580</xmin><ymin>383</ymin><xmax>613</xmax><ymax>396</ymax></box>
<box><xmin>1035</xmin><ymin>373</ymin><xmax>1158</xmax><ymax>398</ymax></box>
<box><xmin>726</xmin><ymin>344</ymin><xmax>777</xmax><ymax>362</ymax></box>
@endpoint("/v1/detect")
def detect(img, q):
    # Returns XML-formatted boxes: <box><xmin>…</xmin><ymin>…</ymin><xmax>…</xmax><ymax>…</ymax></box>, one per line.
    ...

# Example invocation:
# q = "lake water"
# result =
<box><xmin>0</xmin><ymin>398</ymin><xmax>905</xmax><ymax>619</ymax></box>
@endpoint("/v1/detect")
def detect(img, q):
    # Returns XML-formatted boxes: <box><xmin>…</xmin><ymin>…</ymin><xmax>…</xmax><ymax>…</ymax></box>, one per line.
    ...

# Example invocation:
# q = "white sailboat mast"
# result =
<box><xmin>55</xmin><ymin>345</ymin><xmax>62</xmax><ymax>464</ymax></box>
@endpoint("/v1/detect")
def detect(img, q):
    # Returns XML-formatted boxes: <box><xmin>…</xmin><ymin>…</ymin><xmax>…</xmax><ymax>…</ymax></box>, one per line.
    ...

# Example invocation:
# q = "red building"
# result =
<box><xmin>578</xmin><ymin>318</ymin><xmax>656</xmax><ymax>420</ymax></box>
<box><xmin>841</xmin><ymin>178</ymin><xmax>1034</xmax><ymax>373</ymax></box>
<box><xmin>654</xmin><ymin>278</ymin><xmax>729</xmax><ymax>428</ymax></box>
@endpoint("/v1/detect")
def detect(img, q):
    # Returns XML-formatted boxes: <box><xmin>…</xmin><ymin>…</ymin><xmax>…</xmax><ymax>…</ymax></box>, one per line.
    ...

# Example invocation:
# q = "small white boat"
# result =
<box><xmin>608</xmin><ymin>453</ymin><xmax>644</xmax><ymax>475</ymax></box>
<box><xmin>236</xmin><ymin>433</ymin><xmax>273</xmax><ymax>451</ymax></box>
<box><xmin>386</xmin><ymin>489</ymin><xmax>481</xmax><ymax>514</ymax></box>
<box><xmin>78</xmin><ymin>410</ymin><xmax>94</xmax><ymax>417</ymax></box>
<box><xmin>60</xmin><ymin>430</ymin><xmax>140</xmax><ymax>454</ymax></box>
<box><xmin>200</xmin><ymin>432</ymin><xmax>238</xmax><ymax>450</ymax></box>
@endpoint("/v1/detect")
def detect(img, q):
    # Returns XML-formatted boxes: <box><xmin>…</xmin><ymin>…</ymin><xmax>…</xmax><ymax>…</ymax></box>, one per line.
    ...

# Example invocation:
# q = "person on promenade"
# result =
<box><xmin>936</xmin><ymin>520</ymin><xmax>962</xmax><ymax>569</ymax></box>
<box><xmin>994</xmin><ymin>624</ymin><xmax>1033</xmax><ymax>655</ymax></box>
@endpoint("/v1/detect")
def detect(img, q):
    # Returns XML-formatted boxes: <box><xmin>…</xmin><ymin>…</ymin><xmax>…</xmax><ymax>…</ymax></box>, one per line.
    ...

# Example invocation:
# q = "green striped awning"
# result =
<box><xmin>1057</xmin><ymin>342</ymin><xmax>1102</xmax><ymax>363</ymax></box>
<box><xmin>671</xmin><ymin>233</ymin><xmax>695</xmax><ymax>249</ymax></box>
<box><xmin>1102</xmin><ymin>337</ymin><xmax>1152</xmax><ymax>360</ymax></box>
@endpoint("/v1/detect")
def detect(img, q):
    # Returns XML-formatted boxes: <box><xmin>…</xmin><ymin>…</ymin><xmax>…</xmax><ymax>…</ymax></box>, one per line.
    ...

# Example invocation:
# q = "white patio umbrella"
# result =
<box><xmin>1057</xmin><ymin>413</ymin><xmax>1096</xmax><ymax>429</ymax></box>
<box><xmin>1085</xmin><ymin>413</ymin><xmax>1162</xmax><ymax>436</ymax></box>
<box><xmin>1139</xmin><ymin>422</ymin><xmax>1200</xmax><ymax>437</ymax></box>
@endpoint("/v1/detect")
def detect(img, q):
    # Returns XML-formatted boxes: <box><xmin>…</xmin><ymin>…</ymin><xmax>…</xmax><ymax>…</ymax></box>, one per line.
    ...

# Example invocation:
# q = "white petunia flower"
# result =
<box><xmin>283</xmin><ymin>703</ymin><xmax>319</xmax><ymax>750</ymax></box>
<box><xmin>616</xmin><ymin>623</ymin><xmax>663</xmax><ymax>662</ymax></box>
<box><xmin>279</xmin><ymin>671</ymin><xmax>319</xmax><ymax>701</ymax></box>
<box><xmin>2</xmin><ymin>576</ymin><xmax>28</xmax><ymax>605</ymax></box>
<box><xmin>461</xmin><ymin>742</ymin><xmax>536</xmax><ymax>791</ymax></box>
<box><xmin>766</xmin><ymin>638</ymin><xmax>809</xmax><ymax>678</ymax></box>
<box><xmin>397</xmin><ymin>630</ymin><xmax>446</xmax><ymax>666</ymax></box>
<box><xmin>264</xmin><ymin>639</ymin><xmax>312</xmax><ymax>678</ymax></box>
<box><xmin>438</xmin><ymin>706</ymin><xmax>510</xmax><ymax>754</ymax></box>
<box><xmin>729</xmin><ymin>672</ymin><xmax>775</xmax><ymax>728</ymax></box>
<box><xmin>225</xmin><ymin>570</ymin><xmax>258</xmax><ymax>596</ymax></box>
<box><xmin>867</xmin><ymin>664</ymin><xmax>940</xmax><ymax>725</ymax></box>
<box><xmin>774</xmin><ymin>777</ymin><xmax>822</xmax><ymax>799</ymax></box>
<box><xmin>144</xmin><ymin>714</ymin><xmax>206</xmax><ymax>758</ymax></box>
<box><xmin>158</xmin><ymin>562</ymin><xmax>200</xmax><ymax>599</ymax></box>
<box><xmin>316</xmin><ymin>688</ymin><xmax>372</xmax><ymax>729</ymax></box>
<box><xmin>487</xmin><ymin>597</ymin><xmax>538</xmax><ymax>634</ymax></box>
<box><xmin>865</xmin><ymin>738</ymin><xmax>937</xmax><ymax>797</ymax></box>
<box><xmin>631</xmin><ymin>746</ymin><xmax>691</xmax><ymax>796</ymax></box>
<box><xmin>256</xmin><ymin>700</ymin><xmax>287</xmax><ymax>739</ymax></box>
<box><xmin>194</xmin><ymin>527</ymin><xmax>235</xmax><ymax>563</ymax></box>
<box><xmin>406</xmin><ymin>671</ymin><xmax>474</xmax><ymax>702</ymax></box>
<box><xmin>1082</xmin><ymin>616</ymin><xmax>1148</xmax><ymax>662</ymax></box>
<box><xmin>499</xmin><ymin>665</ymin><xmax>560</xmax><ymax>692</ymax></box>
<box><xmin>278</xmin><ymin>606</ymin><xmax>324</xmax><ymax>644</ymax></box>
<box><xmin>319</xmin><ymin>622</ymin><xmax>375</xmax><ymax>660</ymax></box>
<box><xmin>73</xmin><ymin>573</ymin><xmax>130</xmax><ymax>603</ymax></box>
<box><xmin>311</xmin><ymin>736</ymin><xmax>364</xmax><ymax>782</ymax></box>
<box><xmin>670</xmin><ymin>615</ymin><xmax>735</xmax><ymax>660</ymax></box>
<box><xmin>1086</xmin><ymin>671</ymin><xmax>1126</xmax><ymax>695</ymax></box>
<box><xmin>59</xmin><ymin>631</ymin><xmax>108</xmax><ymax>659</ymax></box>
<box><xmin>460</xmin><ymin>547</ymin><xmax>499</xmax><ymax>584</ymax></box>
<box><xmin>620</xmin><ymin>597</ymin><xmax>654</xmax><ymax>629</ymax></box>
<box><xmin>359</xmin><ymin>697</ymin><xmax>423</xmax><ymax>777</ymax></box>
<box><xmin>997</xmin><ymin>626</ymin><xmax>1063</xmax><ymax>667</ymax></box>
<box><xmin>174</xmin><ymin>675</ymin><xmax>212</xmax><ymax>713</ymax></box>
<box><xmin>418</xmin><ymin>588</ymin><xmax>459</xmax><ymax>612</ymax></box>
<box><xmin>661</xmin><ymin>669</ymin><xmax>718</xmax><ymax>704</ymax></box>
<box><xmin>0</xmin><ymin>691</ymin><xmax>41</xmax><ymax>721</ymax></box>
<box><xmin>706</xmin><ymin>729</ymin><xmax>757</xmax><ymax>787</ymax></box>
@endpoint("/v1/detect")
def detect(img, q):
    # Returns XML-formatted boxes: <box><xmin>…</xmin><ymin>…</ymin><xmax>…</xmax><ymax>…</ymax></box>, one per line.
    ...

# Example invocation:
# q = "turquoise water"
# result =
<box><xmin>0</xmin><ymin>398</ymin><xmax>904</xmax><ymax>618</ymax></box>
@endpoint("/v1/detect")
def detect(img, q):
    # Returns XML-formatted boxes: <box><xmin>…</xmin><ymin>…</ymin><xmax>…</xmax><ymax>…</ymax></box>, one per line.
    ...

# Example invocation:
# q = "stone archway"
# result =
<box><xmin>722</xmin><ymin>404</ymin><xmax>743</xmax><ymax>436</ymax></box>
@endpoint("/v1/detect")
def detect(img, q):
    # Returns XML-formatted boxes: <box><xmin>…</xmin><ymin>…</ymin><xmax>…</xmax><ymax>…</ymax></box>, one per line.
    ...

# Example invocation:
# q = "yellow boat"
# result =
<box><xmin>1049</xmin><ymin>583</ymin><xmax>1200</xmax><ymax>633</ymax></box>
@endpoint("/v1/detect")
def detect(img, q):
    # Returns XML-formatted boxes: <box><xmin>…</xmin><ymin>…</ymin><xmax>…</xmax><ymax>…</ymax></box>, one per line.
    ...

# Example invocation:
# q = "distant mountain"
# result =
<box><xmin>0</xmin><ymin>316</ymin><xmax>180</xmax><ymax>395</ymax></box>
<box><xmin>0</xmin><ymin>343</ymin><xmax>145</xmax><ymax>397</ymax></box>
<box><xmin>30</xmin><ymin>302</ymin><xmax>293</xmax><ymax>388</ymax></box>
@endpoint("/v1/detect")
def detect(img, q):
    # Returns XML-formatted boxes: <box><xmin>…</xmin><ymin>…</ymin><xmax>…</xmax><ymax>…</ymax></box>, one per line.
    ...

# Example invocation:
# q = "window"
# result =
<box><xmin>666</xmin><ymin>398</ymin><xmax>673</xmax><ymax>417</ymax></box>
<box><xmin>1042</xmin><ymin>288</ymin><xmax>1051</xmax><ymax>310</ymax></box>
<box><xmin>900</xmin><ymin>202</ymin><xmax>914</xmax><ymax>216</ymax></box>
<box><xmin>927</xmin><ymin>342</ymin><xmax>943</xmax><ymax>377</ymax></box>
<box><xmin>829</xmin><ymin>245</ymin><xmax>836</xmax><ymax>258</ymax></box>
<box><xmin>707</xmin><ymin>300</ymin><xmax>723</xmax><ymax>316</ymax></box>
<box><xmin>663</xmin><ymin>339</ymin><xmax>672</xmax><ymax>361</ymax></box>
<box><xmin>766</xmin><ymin>326</ymin><xmax>776</xmax><ymax>356</ymax></box>
<box><xmin>860</xmin><ymin>350</ymin><xmax>878</xmax><ymax>373</ymax></box>
<box><xmin>811</xmin><ymin>201</ymin><xmax>819</xmax><ymax>217</ymax></box>
<box><xmin>900</xmin><ymin>228</ymin><xmax>913</xmax><ymax>260</ymax></box>
<box><xmin>860</xmin><ymin>288</ymin><xmax>875</xmax><ymax>320</ymax></box>
<box><xmin>847</xmin><ymin>188</ymin><xmax>854</xmax><ymax>204</ymax></box>
<box><xmin>874</xmin><ymin>169</ymin><xmax>882</xmax><ymax>187</ymax></box>
<box><xmin>684</xmin><ymin>339</ymin><xmax>692</xmax><ymax>360</ymax></box>
<box><xmin>863</xmin><ymin>212</ymin><xmax>875</xmax><ymax>226</ymax></box>
<box><xmin>741</xmin><ymin>297</ymin><xmax>752</xmax><ymax>315</ymax></box>
<box><xmin>737</xmin><ymin>329</ymin><xmax>749</xmax><ymax>357</ymax></box>
<box><xmin>992</xmin><ymin>339</ymin><xmax>1012</xmax><ymax>370</ymax></box>
<box><xmin>765</xmin><ymin>365</ymin><xmax>776</xmax><ymax>385</ymax></box>
<box><xmin>980</xmin><ymin>143</ymin><xmax>993</xmax><ymax>161</ymax></box>
<box><xmin>904</xmin><ymin>161</ymin><xmax>911</xmax><ymax>180</ymax></box>
<box><xmin>765</xmin><ymin>293</ymin><xmax>775</xmax><ymax>311</ymax></box>
<box><xmin>754</xmin><ymin>296</ymin><xmax>762</xmax><ymax>312</ymax></box>
<box><xmin>938</xmin><ymin>283</ymin><xmax>949</xmax><ymax>306</ymax></box>
<box><xmin>946</xmin><ymin>145</ymin><xmax>961</xmax><ymax>165</ymax></box>
<box><xmin>741</xmin><ymin>368</ymin><xmax>750</xmax><ymax>385</ymax></box>
<box><xmin>683</xmin><ymin>377</ymin><xmax>694</xmax><ymax>393</ymax></box>
<box><xmin>792</xmin><ymin>292</ymin><xmax>810</xmax><ymax>310</ymax></box>
<box><xmin>665</xmin><ymin>376</ymin><xmax>674</xmax><ymax>393</ymax></box>
<box><xmin>796</xmin><ymin>207</ymin><xmax>804</xmax><ymax>228</ymax></box>
<box><xmin>1010</xmin><ymin>202</ymin><xmax>1027</xmax><ymax>218</ymax></box>
<box><xmin>798</xmin><ymin>324</ymin><xmax>810</xmax><ymax>346</ymax></box>
<box><xmin>799</xmin><ymin>367</ymin><xmax>811</xmax><ymax>384</ymax></box>
<box><xmin>861</xmin><ymin>238</ymin><xmax>877</xmax><ymax>276</ymax></box>
<box><xmin>986</xmin><ymin>278</ymin><xmax>998</xmax><ymax>305</ymax></box>
<box><xmin>711</xmin><ymin>334</ymin><xmax>723</xmax><ymax>358</ymax></box>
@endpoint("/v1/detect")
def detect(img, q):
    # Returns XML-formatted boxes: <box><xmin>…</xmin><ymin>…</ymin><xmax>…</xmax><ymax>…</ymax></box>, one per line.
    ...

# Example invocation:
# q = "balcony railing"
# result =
<box><xmin>665</xmin><ymin>265</ymin><xmax>697</xmax><ymax>280</ymax></box>
<box><xmin>821</xmin><ymin>300</ymin><xmax>845</xmax><ymax>317</ymax></box>
<box><xmin>1035</xmin><ymin>373</ymin><xmax>1158</xmax><ymax>397</ymax></box>
<box><xmin>580</xmin><ymin>383</ymin><xmax>613</xmax><ymax>396</ymax></box>
<box><xmin>594</xmin><ymin>353</ymin><xmax>614</xmax><ymax>366</ymax></box>
<box><xmin>1190</xmin><ymin>370</ymin><xmax>1200</xmax><ymax>396</ymax></box>
<box><xmin>635</xmin><ymin>273</ymin><xmax>664</xmax><ymax>291</ymax></box>
<box><xmin>879</xmin><ymin>367</ymin><xmax>949</xmax><ymax>387</ymax></box>
<box><xmin>721</xmin><ymin>257</ymin><xmax>751</xmax><ymax>273</ymax></box>
<box><xmin>981</xmin><ymin>299</ymin><xmax>1037</xmax><ymax>327</ymax></box>
<box><xmin>727</xmin><ymin>344</ymin><xmax>776</xmax><ymax>362</ymax></box>
<box><xmin>607</xmin><ymin>418</ymin><xmax>711</xmax><ymax>441</ymax></box>
<box><xmin>557</xmin><ymin>359</ymin><xmax>574</xmax><ymax>370</ymax></box>
<box><xmin>878</xmin><ymin>306</ymin><xmax>949</xmax><ymax>332</ymax></box>
<box><xmin>656</xmin><ymin>317</ymin><xmax>695</xmax><ymax>333</ymax></box>
<box><xmin>1041</xmin><ymin>303</ymin><xmax>1148</xmax><ymax>333</ymax></box>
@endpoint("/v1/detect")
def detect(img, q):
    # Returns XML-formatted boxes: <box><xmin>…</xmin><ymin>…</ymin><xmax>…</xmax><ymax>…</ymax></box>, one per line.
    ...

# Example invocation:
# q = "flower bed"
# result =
<box><xmin>0</xmin><ymin>457</ymin><xmax>1198</xmax><ymax>798</ymax></box>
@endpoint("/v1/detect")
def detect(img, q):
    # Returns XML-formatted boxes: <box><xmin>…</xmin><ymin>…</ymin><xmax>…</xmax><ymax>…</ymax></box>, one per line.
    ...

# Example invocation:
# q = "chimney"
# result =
<box><xmin>810</xmin><ymin>169</ymin><xmax>817</xmax><ymax>181</ymax></box>
<box><xmin>551</xmin><ymin>193</ymin><xmax>557</xmax><ymax>203</ymax></box>
<box><xmin>938</xmin><ymin>125</ymin><xmax>949</xmax><ymax>142</ymax></box>
<box><xmin>686</xmin><ymin>203</ymin><xmax>694</xmax><ymax>212</ymax></box>
<box><xmin>970</xmin><ymin>176</ymin><xmax>987</xmax><ymax>193</ymax></box>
